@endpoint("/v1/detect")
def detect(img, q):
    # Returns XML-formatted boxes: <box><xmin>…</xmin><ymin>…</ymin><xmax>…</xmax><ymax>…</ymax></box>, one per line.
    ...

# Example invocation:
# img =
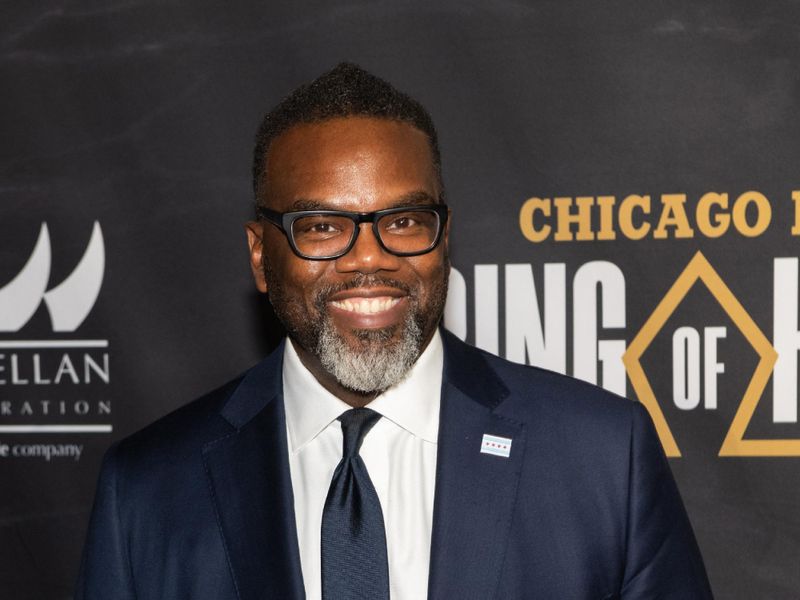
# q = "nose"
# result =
<box><xmin>335</xmin><ymin>223</ymin><xmax>401</xmax><ymax>274</ymax></box>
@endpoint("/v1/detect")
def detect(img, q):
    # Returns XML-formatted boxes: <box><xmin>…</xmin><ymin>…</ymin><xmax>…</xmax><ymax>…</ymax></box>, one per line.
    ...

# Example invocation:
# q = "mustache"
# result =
<box><xmin>314</xmin><ymin>274</ymin><xmax>414</xmax><ymax>307</ymax></box>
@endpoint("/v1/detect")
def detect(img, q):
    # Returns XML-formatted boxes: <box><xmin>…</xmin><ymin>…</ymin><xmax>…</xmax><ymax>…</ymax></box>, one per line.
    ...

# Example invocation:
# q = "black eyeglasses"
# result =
<box><xmin>256</xmin><ymin>204</ymin><xmax>449</xmax><ymax>260</ymax></box>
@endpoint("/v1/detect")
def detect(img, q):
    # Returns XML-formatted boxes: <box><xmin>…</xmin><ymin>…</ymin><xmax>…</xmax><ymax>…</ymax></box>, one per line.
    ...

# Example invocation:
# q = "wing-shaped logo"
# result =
<box><xmin>0</xmin><ymin>222</ymin><xmax>105</xmax><ymax>333</ymax></box>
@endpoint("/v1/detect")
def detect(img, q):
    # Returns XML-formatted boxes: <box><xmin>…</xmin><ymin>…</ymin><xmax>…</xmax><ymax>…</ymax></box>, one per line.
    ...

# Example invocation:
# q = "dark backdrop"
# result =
<box><xmin>1</xmin><ymin>1</ymin><xmax>799</xmax><ymax>598</ymax></box>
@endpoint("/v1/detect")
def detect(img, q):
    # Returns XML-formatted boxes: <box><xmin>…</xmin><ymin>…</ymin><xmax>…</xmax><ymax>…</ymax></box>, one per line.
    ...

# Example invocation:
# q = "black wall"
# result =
<box><xmin>1</xmin><ymin>2</ymin><xmax>799</xmax><ymax>598</ymax></box>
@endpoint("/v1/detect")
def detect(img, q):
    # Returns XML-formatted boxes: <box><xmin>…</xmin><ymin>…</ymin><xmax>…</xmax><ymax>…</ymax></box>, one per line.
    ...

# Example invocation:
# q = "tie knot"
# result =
<box><xmin>338</xmin><ymin>408</ymin><xmax>381</xmax><ymax>459</ymax></box>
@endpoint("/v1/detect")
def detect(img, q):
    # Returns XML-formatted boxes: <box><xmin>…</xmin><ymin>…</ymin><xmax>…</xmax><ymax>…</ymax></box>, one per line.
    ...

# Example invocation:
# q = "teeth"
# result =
<box><xmin>330</xmin><ymin>297</ymin><xmax>400</xmax><ymax>315</ymax></box>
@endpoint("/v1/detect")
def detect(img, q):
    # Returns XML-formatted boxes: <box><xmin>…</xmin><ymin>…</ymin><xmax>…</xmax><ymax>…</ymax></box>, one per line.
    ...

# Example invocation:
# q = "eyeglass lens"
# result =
<box><xmin>291</xmin><ymin>209</ymin><xmax>441</xmax><ymax>257</ymax></box>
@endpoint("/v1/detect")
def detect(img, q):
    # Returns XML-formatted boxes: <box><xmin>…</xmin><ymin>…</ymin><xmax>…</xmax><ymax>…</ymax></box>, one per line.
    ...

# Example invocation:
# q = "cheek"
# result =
<box><xmin>271</xmin><ymin>257</ymin><xmax>330</xmax><ymax>304</ymax></box>
<box><xmin>409</xmin><ymin>255</ymin><xmax>449</xmax><ymax>298</ymax></box>
<box><xmin>263</xmin><ymin>237</ymin><xmax>318</xmax><ymax>291</ymax></box>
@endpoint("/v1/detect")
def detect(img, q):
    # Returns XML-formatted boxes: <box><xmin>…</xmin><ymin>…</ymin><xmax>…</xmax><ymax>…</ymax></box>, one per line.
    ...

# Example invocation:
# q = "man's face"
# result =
<box><xmin>246</xmin><ymin>117</ymin><xmax>449</xmax><ymax>392</ymax></box>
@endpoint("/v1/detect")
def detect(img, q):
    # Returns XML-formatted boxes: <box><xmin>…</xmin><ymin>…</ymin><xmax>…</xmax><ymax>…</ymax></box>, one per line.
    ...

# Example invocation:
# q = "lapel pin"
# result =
<box><xmin>480</xmin><ymin>434</ymin><xmax>512</xmax><ymax>458</ymax></box>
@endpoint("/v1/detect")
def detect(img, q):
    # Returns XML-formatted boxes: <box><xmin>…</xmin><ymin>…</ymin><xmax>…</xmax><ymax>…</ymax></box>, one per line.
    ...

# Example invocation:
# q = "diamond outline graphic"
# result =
<box><xmin>622</xmin><ymin>251</ymin><xmax>795</xmax><ymax>457</ymax></box>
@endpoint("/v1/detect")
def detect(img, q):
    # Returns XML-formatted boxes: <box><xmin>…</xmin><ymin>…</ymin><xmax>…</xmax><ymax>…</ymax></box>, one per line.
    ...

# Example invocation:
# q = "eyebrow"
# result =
<box><xmin>289</xmin><ymin>199</ymin><xmax>326</xmax><ymax>210</ymax></box>
<box><xmin>289</xmin><ymin>190</ymin><xmax>439</xmax><ymax>212</ymax></box>
<box><xmin>389</xmin><ymin>190</ymin><xmax>439</xmax><ymax>208</ymax></box>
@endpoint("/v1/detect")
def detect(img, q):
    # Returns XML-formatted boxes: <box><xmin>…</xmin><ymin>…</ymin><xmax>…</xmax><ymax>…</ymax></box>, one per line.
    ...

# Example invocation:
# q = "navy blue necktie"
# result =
<box><xmin>321</xmin><ymin>408</ymin><xmax>390</xmax><ymax>599</ymax></box>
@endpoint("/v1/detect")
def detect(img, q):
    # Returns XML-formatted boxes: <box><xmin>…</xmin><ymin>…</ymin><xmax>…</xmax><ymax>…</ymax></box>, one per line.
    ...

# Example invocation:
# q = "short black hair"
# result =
<box><xmin>252</xmin><ymin>62</ymin><xmax>443</xmax><ymax>206</ymax></box>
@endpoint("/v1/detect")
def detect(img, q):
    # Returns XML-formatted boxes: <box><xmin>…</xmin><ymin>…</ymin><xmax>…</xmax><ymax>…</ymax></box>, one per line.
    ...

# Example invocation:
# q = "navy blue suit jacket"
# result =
<box><xmin>76</xmin><ymin>331</ymin><xmax>713</xmax><ymax>599</ymax></box>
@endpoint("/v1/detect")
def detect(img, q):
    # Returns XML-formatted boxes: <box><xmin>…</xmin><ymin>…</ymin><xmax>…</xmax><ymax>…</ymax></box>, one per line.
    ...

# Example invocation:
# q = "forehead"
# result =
<box><xmin>262</xmin><ymin>117</ymin><xmax>439</xmax><ymax>211</ymax></box>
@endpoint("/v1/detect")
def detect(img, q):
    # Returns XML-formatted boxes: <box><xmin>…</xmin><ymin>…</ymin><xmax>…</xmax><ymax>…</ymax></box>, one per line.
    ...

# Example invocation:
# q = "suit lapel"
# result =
<box><xmin>202</xmin><ymin>345</ymin><xmax>305</xmax><ymax>600</ymax></box>
<box><xmin>428</xmin><ymin>332</ymin><xmax>526</xmax><ymax>600</ymax></box>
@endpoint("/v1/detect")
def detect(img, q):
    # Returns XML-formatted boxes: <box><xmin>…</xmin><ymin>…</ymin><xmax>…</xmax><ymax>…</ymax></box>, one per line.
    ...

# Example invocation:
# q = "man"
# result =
<box><xmin>76</xmin><ymin>63</ymin><xmax>713</xmax><ymax>599</ymax></box>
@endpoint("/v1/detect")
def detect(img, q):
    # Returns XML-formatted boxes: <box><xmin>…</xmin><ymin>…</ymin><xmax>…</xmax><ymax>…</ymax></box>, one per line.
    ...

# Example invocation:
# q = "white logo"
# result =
<box><xmin>0</xmin><ymin>222</ymin><xmax>105</xmax><ymax>332</ymax></box>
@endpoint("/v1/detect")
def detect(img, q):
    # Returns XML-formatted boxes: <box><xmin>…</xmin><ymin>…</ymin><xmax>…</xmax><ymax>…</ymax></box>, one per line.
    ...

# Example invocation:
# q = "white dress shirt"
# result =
<box><xmin>282</xmin><ymin>330</ymin><xmax>443</xmax><ymax>600</ymax></box>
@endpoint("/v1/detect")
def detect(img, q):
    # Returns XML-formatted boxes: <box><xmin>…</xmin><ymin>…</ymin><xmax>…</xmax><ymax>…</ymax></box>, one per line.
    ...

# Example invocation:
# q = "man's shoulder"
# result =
<box><xmin>443</xmin><ymin>331</ymin><xmax>651</xmax><ymax>482</ymax></box>
<box><xmin>442</xmin><ymin>330</ymin><xmax>636</xmax><ymax>430</ymax></box>
<box><xmin>113</xmin><ymin>342</ymin><xmax>284</xmax><ymax>464</ymax></box>
<box><xmin>113</xmin><ymin>375</ymin><xmax>245</xmax><ymax>463</ymax></box>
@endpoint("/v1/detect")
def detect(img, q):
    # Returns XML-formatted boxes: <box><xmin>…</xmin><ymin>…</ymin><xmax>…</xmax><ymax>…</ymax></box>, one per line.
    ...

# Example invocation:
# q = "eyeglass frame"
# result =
<box><xmin>255</xmin><ymin>203</ymin><xmax>450</xmax><ymax>260</ymax></box>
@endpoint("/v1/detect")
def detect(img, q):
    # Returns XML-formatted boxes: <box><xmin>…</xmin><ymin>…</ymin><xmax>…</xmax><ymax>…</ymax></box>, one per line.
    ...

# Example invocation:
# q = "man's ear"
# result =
<box><xmin>245</xmin><ymin>221</ymin><xmax>268</xmax><ymax>294</ymax></box>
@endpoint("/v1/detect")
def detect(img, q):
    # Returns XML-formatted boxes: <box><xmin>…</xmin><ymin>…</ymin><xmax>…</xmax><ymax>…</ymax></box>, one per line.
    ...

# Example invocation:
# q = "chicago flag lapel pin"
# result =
<box><xmin>480</xmin><ymin>434</ymin><xmax>512</xmax><ymax>458</ymax></box>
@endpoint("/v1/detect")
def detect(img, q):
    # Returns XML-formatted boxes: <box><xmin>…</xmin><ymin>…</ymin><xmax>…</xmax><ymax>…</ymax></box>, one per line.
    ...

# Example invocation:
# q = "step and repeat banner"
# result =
<box><xmin>1</xmin><ymin>2</ymin><xmax>798</xmax><ymax>598</ymax></box>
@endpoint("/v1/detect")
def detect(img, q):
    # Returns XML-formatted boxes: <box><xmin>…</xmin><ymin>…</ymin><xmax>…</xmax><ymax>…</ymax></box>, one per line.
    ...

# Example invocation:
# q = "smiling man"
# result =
<box><xmin>76</xmin><ymin>64</ymin><xmax>713</xmax><ymax>599</ymax></box>
<box><xmin>247</xmin><ymin>115</ymin><xmax>449</xmax><ymax>407</ymax></box>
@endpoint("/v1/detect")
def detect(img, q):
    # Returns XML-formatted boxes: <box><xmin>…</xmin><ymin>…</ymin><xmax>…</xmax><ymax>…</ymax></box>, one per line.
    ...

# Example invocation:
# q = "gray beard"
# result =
<box><xmin>314</xmin><ymin>312</ymin><xmax>423</xmax><ymax>393</ymax></box>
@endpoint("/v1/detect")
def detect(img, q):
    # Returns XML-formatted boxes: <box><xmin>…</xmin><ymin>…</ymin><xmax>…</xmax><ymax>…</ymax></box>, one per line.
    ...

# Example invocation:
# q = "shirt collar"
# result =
<box><xmin>282</xmin><ymin>329</ymin><xmax>443</xmax><ymax>454</ymax></box>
